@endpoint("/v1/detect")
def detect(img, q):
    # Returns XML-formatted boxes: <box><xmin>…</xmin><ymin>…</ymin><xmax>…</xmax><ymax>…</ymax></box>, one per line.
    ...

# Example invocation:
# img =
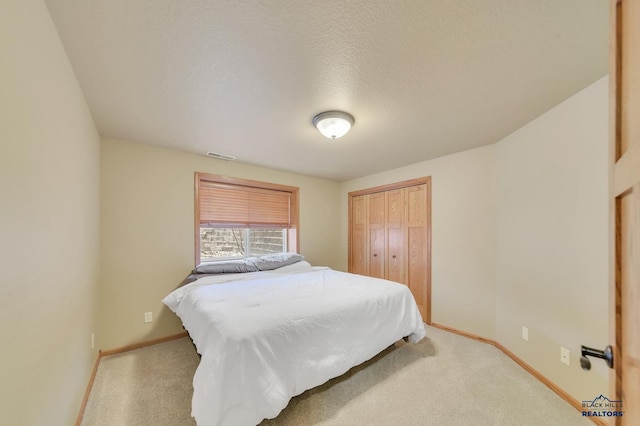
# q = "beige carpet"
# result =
<box><xmin>81</xmin><ymin>326</ymin><xmax>590</xmax><ymax>425</ymax></box>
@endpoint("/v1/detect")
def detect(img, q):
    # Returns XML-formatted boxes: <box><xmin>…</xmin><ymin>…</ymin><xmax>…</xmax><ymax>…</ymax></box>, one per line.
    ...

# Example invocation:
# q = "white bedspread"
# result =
<box><xmin>163</xmin><ymin>262</ymin><xmax>425</xmax><ymax>426</ymax></box>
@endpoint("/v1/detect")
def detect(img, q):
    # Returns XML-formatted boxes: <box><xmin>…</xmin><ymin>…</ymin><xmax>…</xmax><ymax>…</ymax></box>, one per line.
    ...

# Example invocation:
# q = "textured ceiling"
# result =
<box><xmin>45</xmin><ymin>0</ymin><xmax>608</xmax><ymax>181</ymax></box>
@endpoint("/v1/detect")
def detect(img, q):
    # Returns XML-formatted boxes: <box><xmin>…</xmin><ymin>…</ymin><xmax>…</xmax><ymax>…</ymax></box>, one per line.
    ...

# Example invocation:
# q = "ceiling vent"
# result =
<box><xmin>206</xmin><ymin>152</ymin><xmax>236</xmax><ymax>161</ymax></box>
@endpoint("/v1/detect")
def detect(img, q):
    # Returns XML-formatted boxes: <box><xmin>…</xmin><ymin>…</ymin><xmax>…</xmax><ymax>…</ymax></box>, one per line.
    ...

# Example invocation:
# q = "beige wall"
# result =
<box><xmin>340</xmin><ymin>145</ymin><xmax>498</xmax><ymax>339</ymax></box>
<box><xmin>100</xmin><ymin>138</ymin><xmax>342</xmax><ymax>349</ymax></box>
<box><xmin>495</xmin><ymin>76</ymin><xmax>609</xmax><ymax>401</ymax></box>
<box><xmin>0</xmin><ymin>1</ymin><xmax>101</xmax><ymax>425</ymax></box>
<box><xmin>340</xmin><ymin>76</ymin><xmax>609</xmax><ymax>403</ymax></box>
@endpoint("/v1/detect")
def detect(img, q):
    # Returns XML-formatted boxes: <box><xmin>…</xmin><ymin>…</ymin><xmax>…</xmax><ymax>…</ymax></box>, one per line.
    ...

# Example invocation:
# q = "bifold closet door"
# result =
<box><xmin>368</xmin><ymin>192</ymin><xmax>385</xmax><ymax>279</ymax></box>
<box><xmin>350</xmin><ymin>194</ymin><xmax>368</xmax><ymax>276</ymax></box>
<box><xmin>348</xmin><ymin>177</ymin><xmax>431</xmax><ymax>324</ymax></box>
<box><xmin>406</xmin><ymin>184</ymin><xmax>428</xmax><ymax>321</ymax></box>
<box><xmin>386</xmin><ymin>189</ymin><xmax>405</xmax><ymax>284</ymax></box>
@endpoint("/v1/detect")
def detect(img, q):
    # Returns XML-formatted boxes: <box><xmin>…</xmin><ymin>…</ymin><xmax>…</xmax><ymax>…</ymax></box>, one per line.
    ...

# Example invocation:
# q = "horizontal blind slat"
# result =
<box><xmin>198</xmin><ymin>179</ymin><xmax>291</xmax><ymax>227</ymax></box>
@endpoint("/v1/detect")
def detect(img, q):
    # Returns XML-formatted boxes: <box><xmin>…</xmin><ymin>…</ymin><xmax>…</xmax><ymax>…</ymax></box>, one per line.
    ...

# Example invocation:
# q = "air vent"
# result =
<box><xmin>206</xmin><ymin>152</ymin><xmax>236</xmax><ymax>161</ymax></box>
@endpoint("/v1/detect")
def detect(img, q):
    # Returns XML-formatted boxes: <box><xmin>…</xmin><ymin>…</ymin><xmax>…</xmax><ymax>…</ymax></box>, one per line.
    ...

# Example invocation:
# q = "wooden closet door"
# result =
<box><xmin>406</xmin><ymin>184</ymin><xmax>429</xmax><ymax>322</ymax></box>
<box><xmin>350</xmin><ymin>194</ymin><xmax>368</xmax><ymax>276</ymax></box>
<box><xmin>386</xmin><ymin>189</ymin><xmax>405</xmax><ymax>284</ymax></box>
<box><xmin>368</xmin><ymin>192</ymin><xmax>385</xmax><ymax>279</ymax></box>
<box><xmin>348</xmin><ymin>177</ymin><xmax>431</xmax><ymax>325</ymax></box>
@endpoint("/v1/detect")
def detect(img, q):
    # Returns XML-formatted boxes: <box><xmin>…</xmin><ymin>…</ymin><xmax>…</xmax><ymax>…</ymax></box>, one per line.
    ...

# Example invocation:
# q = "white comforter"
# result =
<box><xmin>163</xmin><ymin>262</ymin><xmax>425</xmax><ymax>426</ymax></box>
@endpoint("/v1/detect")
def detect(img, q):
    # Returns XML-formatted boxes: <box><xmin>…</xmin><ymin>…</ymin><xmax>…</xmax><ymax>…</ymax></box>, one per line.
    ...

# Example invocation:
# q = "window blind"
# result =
<box><xmin>198</xmin><ymin>181</ymin><xmax>291</xmax><ymax>228</ymax></box>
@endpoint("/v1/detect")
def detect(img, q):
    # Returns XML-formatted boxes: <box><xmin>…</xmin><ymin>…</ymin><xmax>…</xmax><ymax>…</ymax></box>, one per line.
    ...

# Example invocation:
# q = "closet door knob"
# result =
<box><xmin>373</xmin><ymin>254</ymin><xmax>377</xmax><ymax>257</ymax></box>
<box><xmin>392</xmin><ymin>255</ymin><xmax>396</xmax><ymax>259</ymax></box>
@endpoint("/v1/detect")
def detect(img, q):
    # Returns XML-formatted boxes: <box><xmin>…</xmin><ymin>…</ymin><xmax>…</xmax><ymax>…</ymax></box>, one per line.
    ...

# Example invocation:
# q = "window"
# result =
<box><xmin>195</xmin><ymin>173</ymin><xmax>299</xmax><ymax>264</ymax></box>
<box><xmin>200</xmin><ymin>228</ymin><xmax>287</xmax><ymax>260</ymax></box>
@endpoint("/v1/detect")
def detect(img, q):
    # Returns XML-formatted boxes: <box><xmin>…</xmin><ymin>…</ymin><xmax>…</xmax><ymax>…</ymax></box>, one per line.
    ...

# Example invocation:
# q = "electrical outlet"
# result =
<box><xmin>522</xmin><ymin>326</ymin><xmax>528</xmax><ymax>341</ymax></box>
<box><xmin>91</xmin><ymin>333</ymin><xmax>95</xmax><ymax>349</ymax></box>
<box><xmin>560</xmin><ymin>347</ymin><xmax>570</xmax><ymax>366</ymax></box>
<box><xmin>144</xmin><ymin>312</ymin><xmax>153</xmax><ymax>323</ymax></box>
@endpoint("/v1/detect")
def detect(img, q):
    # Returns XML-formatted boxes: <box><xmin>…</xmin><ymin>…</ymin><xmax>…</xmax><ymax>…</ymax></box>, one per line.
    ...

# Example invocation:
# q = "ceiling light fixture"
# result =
<box><xmin>312</xmin><ymin>111</ymin><xmax>355</xmax><ymax>140</ymax></box>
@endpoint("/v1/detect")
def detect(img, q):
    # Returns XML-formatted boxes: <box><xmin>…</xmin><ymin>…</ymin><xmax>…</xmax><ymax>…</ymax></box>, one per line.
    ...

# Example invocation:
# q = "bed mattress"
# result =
<box><xmin>163</xmin><ymin>262</ymin><xmax>425</xmax><ymax>425</ymax></box>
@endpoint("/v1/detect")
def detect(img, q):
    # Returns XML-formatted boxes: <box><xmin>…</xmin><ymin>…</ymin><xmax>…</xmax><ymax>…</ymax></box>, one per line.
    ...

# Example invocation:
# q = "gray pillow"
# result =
<box><xmin>193</xmin><ymin>259</ymin><xmax>258</xmax><ymax>274</ymax></box>
<box><xmin>251</xmin><ymin>252</ymin><xmax>304</xmax><ymax>271</ymax></box>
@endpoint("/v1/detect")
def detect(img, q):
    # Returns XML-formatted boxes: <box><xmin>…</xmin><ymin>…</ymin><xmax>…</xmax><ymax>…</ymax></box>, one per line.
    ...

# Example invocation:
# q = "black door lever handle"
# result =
<box><xmin>580</xmin><ymin>345</ymin><xmax>614</xmax><ymax>371</ymax></box>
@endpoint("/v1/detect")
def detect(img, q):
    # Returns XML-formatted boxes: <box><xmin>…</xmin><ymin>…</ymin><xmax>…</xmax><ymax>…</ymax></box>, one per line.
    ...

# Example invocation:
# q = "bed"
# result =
<box><xmin>163</xmin><ymin>254</ymin><xmax>426</xmax><ymax>426</ymax></box>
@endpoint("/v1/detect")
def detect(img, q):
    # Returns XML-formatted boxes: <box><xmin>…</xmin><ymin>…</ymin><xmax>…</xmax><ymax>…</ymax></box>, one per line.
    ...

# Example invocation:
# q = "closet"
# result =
<box><xmin>348</xmin><ymin>177</ymin><xmax>431</xmax><ymax>323</ymax></box>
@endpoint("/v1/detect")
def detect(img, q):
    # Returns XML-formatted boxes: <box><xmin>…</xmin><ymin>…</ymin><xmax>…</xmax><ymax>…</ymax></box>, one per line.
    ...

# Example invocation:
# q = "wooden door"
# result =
<box><xmin>406</xmin><ymin>184</ymin><xmax>429</xmax><ymax>323</ymax></box>
<box><xmin>386</xmin><ymin>189</ymin><xmax>405</xmax><ymax>284</ymax></box>
<box><xmin>611</xmin><ymin>1</ymin><xmax>640</xmax><ymax>424</ymax></box>
<box><xmin>348</xmin><ymin>177</ymin><xmax>432</xmax><ymax>324</ymax></box>
<box><xmin>368</xmin><ymin>192</ymin><xmax>385</xmax><ymax>279</ymax></box>
<box><xmin>350</xmin><ymin>195</ymin><xmax>368</xmax><ymax>276</ymax></box>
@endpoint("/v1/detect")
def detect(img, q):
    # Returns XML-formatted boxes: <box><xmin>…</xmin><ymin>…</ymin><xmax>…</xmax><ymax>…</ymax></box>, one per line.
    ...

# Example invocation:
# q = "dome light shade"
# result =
<box><xmin>312</xmin><ymin>111</ymin><xmax>354</xmax><ymax>139</ymax></box>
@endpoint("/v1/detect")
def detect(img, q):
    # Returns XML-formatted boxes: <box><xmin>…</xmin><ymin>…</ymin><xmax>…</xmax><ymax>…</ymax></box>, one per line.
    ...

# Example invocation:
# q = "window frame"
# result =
<box><xmin>194</xmin><ymin>172</ymin><xmax>299</xmax><ymax>265</ymax></box>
